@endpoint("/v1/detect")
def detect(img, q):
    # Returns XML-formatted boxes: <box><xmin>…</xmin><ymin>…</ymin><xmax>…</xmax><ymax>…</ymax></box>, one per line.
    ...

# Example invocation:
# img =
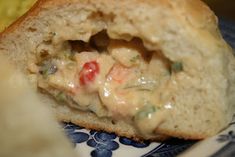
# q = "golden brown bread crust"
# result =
<box><xmin>0</xmin><ymin>0</ymin><xmax>234</xmax><ymax>140</ymax></box>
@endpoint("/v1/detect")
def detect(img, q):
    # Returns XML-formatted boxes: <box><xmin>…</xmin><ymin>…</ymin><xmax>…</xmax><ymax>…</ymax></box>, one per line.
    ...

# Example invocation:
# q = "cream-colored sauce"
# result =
<box><xmin>108</xmin><ymin>40</ymin><xmax>142</xmax><ymax>67</ymax></box>
<box><xmin>135</xmin><ymin>109</ymin><xmax>170</xmax><ymax>136</ymax></box>
<box><xmin>36</xmin><ymin>39</ymin><xmax>175</xmax><ymax>136</ymax></box>
<box><xmin>47</xmin><ymin>60</ymin><xmax>77</xmax><ymax>93</ymax></box>
<box><xmin>99</xmin><ymin>64</ymin><xmax>162</xmax><ymax>117</ymax></box>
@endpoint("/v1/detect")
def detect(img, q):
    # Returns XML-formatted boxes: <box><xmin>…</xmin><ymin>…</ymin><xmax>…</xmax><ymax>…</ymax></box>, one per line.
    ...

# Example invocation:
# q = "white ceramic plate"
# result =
<box><xmin>63</xmin><ymin>19</ymin><xmax>235</xmax><ymax>157</ymax></box>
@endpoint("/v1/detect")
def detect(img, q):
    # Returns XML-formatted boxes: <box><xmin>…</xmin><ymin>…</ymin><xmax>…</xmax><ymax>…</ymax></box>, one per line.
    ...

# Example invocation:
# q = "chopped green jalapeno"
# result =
<box><xmin>123</xmin><ymin>84</ymin><xmax>155</xmax><ymax>91</ymax></box>
<box><xmin>56</xmin><ymin>92</ymin><xmax>67</xmax><ymax>102</ymax></box>
<box><xmin>171</xmin><ymin>62</ymin><xmax>183</xmax><ymax>73</ymax></box>
<box><xmin>63</xmin><ymin>50</ymin><xmax>73</xmax><ymax>59</ymax></box>
<box><xmin>123</xmin><ymin>77</ymin><xmax>156</xmax><ymax>91</ymax></box>
<box><xmin>130</xmin><ymin>55</ymin><xmax>140</xmax><ymax>62</ymax></box>
<box><xmin>50</xmin><ymin>32</ymin><xmax>56</xmax><ymax>36</ymax></box>
<box><xmin>39</xmin><ymin>60</ymin><xmax>57</xmax><ymax>77</ymax></box>
<box><xmin>135</xmin><ymin>105</ymin><xmax>157</xmax><ymax>120</ymax></box>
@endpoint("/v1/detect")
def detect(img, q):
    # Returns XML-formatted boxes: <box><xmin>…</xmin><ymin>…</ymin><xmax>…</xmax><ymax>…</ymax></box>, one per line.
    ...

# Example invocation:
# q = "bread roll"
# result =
<box><xmin>0</xmin><ymin>0</ymin><xmax>234</xmax><ymax>140</ymax></box>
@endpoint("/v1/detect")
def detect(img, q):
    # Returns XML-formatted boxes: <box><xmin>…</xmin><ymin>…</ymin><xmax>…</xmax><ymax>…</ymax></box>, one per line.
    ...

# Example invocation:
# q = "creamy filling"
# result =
<box><xmin>30</xmin><ymin>31</ymin><xmax>183</xmax><ymax>137</ymax></box>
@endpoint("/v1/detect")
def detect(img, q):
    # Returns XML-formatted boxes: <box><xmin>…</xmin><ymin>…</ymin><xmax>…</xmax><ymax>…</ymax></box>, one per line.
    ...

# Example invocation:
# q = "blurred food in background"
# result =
<box><xmin>0</xmin><ymin>0</ymin><xmax>37</xmax><ymax>31</ymax></box>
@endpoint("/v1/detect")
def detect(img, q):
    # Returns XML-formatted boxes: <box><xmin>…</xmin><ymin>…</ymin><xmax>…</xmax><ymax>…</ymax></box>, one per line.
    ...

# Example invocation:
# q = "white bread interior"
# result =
<box><xmin>0</xmin><ymin>0</ymin><xmax>235</xmax><ymax>140</ymax></box>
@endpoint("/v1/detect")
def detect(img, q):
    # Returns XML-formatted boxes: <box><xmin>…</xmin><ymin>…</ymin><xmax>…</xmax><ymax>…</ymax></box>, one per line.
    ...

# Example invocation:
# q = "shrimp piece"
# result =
<box><xmin>107</xmin><ymin>64</ymin><xmax>136</xmax><ymax>84</ymax></box>
<box><xmin>99</xmin><ymin>64</ymin><xmax>144</xmax><ymax>117</ymax></box>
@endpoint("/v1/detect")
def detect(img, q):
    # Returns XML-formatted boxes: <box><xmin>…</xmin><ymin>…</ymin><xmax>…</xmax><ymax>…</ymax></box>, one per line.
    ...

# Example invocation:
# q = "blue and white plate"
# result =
<box><xmin>63</xmin><ymin>19</ymin><xmax>235</xmax><ymax>157</ymax></box>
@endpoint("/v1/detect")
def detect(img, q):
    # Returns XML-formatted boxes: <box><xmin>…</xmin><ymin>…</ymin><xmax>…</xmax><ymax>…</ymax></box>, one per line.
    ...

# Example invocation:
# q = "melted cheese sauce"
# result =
<box><xmin>35</xmin><ymin>38</ymin><xmax>176</xmax><ymax>136</ymax></box>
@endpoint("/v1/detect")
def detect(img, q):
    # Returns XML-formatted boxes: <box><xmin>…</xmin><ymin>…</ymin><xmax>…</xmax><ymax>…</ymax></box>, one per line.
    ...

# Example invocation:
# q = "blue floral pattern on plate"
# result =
<box><xmin>211</xmin><ymin>121</ymin><xmax>235</xmax><ymax>157</ymax></box>
<box><xmin>142</xmin><ymin>139</ymin><xmax>196</xmax><ymax>157</ymax></box>
<box><xmin>63</xmin><ymin>123</ymin><xmax>89</xmax><ymax>144</ymax></box>
<box><xmin>87</xmin><ymin>131</ymin><xmax>119</xmax><ymax>157</ymax></box>
<box><xmin>63</xmin><ymin>123</ymin><xmax>195</xmax><ymax>157</ymax></box>
<box><xmin>219</xmin><ymin>18</ymin><xmax>235</xmax><ymax>49</ymax></box>
<box><xmin>119</xmin><ymin>137</ymin><xmax>150</xmax><ymax>148</ymax></box>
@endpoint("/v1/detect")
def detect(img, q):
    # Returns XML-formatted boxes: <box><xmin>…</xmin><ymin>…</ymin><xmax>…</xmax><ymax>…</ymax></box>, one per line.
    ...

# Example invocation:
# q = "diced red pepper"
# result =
<box><xmin>79</xmin><ymin>61</ymin><xmax>100</xmax><ymax>85</ymax></box>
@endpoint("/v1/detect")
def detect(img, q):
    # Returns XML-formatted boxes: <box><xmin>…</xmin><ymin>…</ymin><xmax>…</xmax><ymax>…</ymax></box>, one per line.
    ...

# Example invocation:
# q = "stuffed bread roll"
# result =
<box><xmin>0</xmin><ymin>0</ymin><xmax>235</xmax><ymax>141</ymax></box>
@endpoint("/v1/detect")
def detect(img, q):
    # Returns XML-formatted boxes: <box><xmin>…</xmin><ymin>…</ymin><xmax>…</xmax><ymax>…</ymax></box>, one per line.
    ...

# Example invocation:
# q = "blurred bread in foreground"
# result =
<box><xmin>0</xmin><ymin>54</ymin><xmax>77</xmax><ymax>157</ymax></box>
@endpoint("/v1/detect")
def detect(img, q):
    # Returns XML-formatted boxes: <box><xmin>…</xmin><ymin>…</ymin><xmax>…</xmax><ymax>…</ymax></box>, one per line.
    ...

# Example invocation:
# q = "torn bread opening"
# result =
<box><xmin>29</xmin><ymin>30</ymin><xmax>184</xmax><ymax>137</ymax></box>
